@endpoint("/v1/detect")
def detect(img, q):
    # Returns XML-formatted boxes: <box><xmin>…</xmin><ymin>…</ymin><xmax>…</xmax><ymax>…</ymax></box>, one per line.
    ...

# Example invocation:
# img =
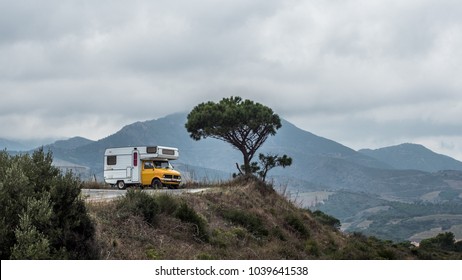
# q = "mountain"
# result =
<box><xmin>359</xmin><ymin>143</ymin><xmax>462</xmax><ymax>172</ymax></box>
<box><xmin>50</xmin><ymin>136</ymin><xmax>94</xmax><ymax>150</ymax></box>
<box><xmin>29</xmin><ymin>112</ymin><xmax>462</xmax><ymax>241</ymax></box>
<box><xmin>0</xmin><ymin>138</ymin><xmax>29</xmax><ymax>151</ymax></box>
<box><xmin>45</xmin><ymin>113</ymin><xmax>391</xmax><ymax>184</ymax></box>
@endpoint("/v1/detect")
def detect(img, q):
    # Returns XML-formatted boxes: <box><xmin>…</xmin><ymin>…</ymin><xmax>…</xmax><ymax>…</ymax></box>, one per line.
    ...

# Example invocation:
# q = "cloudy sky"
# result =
<box><xmin>1</xmin><ymin>0</ymin><xmax>462</xmax><ymax>159</ymax></box>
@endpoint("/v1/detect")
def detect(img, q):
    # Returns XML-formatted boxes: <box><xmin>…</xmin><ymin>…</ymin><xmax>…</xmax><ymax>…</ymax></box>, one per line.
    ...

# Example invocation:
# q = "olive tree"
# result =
<box><xmin>185</xmin><ymin>96</ymin><xmax>282</xmax><ymax>175</ymax></box>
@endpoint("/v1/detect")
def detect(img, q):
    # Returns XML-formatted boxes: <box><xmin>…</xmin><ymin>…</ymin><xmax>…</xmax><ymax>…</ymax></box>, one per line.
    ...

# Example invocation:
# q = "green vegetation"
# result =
<box><xmin>175</xmin><ymin>202</ymin><xmax>209</xmax><ymax>242</ymax></box>
<box><xmin>312</xmin><ymin>210</ymin><xmax>341</xmax><ymax>230</ymax></box>
<box><xmin>0</xmin><ymin>148</ymin><xmax>98</xmax><ymax>259</ymax></box>
<box><xmin>220</xmin><ymin>208</ymin><xmax>269</xmax><ymax>238</ymax></box>
<box><xmin>250</xmin><ymin>153</ymin><xmax>293</xmax><ymax>182</ymax></box>
<box><xmin>185</xmin><ymin>96</ymin><xmax>287</xmax><ymax>176</ymax></box>
<box><xmin>419</xmin><ymin>232</ymin><xmax>462</xmax><ymax>252</ymax></box>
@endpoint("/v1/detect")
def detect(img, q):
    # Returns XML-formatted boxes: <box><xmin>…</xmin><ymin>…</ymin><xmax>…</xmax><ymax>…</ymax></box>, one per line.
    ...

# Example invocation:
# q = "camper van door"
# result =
<box><xmin>131</xmin><ymin>149</ymin><xmax>140</xmax><ymax>182</ymax></box>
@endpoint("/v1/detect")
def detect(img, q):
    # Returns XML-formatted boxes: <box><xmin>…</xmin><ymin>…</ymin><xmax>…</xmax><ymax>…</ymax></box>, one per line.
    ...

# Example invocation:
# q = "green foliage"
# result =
<box><xmin>304</xmin><ymin>239</ymin><xmax>320</xmax><ymax>257</ymax></box>
<box><xmin>145</xmin><ymin>247</ymin><xmax>162</xmax><ymax>260</ymax></box>
<box><xmin>285</xmin><ymin>214</ymin><xmax>309</xmax><ymax>238</ymax></box>
<box><xmin>248</xmin><ymin>153</ymin><xmax>293</xmax><ymax>182</ymax></box>
<box><xmin>221</xmin><ymin>208</ymin><xmax>269</xmax><ymax>238</ymax></box>
<box><xmin>175</xmin><ymin>202</ymin><xmax>209</xmax><ymax>242</ymax></box>
<box><xmin>312</xmin><ymin>210</ymin><xmax>341</xmax><ymax>230</ymax></box>
<box><xmin>117</xmin><ymin>189</ymin><xmax>160</xmax><ymax>225</ymax></box>
<box><xmin>185</xmin><ymin>96</ymin><xmax>282</xmax><ymax>174</ymax></box>
<box><xmin>0</xmin><ymin>148</ymin><xmax>98</xmax><ymax>259</ymax></box>
<box><xmin>11</xmin><ymin>211</ymin><xmax>51</xmax><ymax>260</ymax></box>
<box><xmin>419</xmin><ymin>232</ymin><xmax>457</xmax><ymax>251</ymax></box>
<box><xmin>156</xmin><ymin>193</ymin><xmax>179</xmax><ymax>215</ymax></box>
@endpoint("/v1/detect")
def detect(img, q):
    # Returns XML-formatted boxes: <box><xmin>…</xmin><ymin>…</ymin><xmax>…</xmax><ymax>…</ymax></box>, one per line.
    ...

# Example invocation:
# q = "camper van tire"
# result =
<box><xmin>151</xmin><ymin>178</ymin><xmax>162</xmax><ymax>189</ymax></box>
<box><xmin>117</xmin><ymin>181</ymin><xmax>126</xmax><ymax>190</ymax></box>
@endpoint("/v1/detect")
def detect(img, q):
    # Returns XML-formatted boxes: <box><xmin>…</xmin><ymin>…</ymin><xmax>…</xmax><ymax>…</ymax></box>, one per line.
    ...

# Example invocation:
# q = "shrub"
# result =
<box><xmin>285</xmin><ymin>214</ymin><xmax>309</xmax><ymax>238</ymax></box>
<box><xmin>0</xmin><ymin>148</ymin><xmax>99</xmax><ymax>259</ymax></box>
<box><xmin>117</xmin><ymin>189</ymin><xmax>160</xmax><ymax>225</ymax></box>
<box><xmin>221</xmin><ymin>208</ymin><xmax>268</xmax><ymax>238</ymax></box>
<box><xmin>419</xmin><ymin>232</ymin><xmax>456</xmax><ymax>251</ymax></box>
<box><xmin>156</xmin><ymin>193</ymin><xmax>179</xmax><ymax>215</ymax></box>
<box><xmin>312</xmin><ymin>210</ymin><xmax>341</xmax><ymax>230</ymax></box>
<box><xmin>175</xmin><ymin>202</ymin><xmax>209</xmax><ymax>242</ymax></box>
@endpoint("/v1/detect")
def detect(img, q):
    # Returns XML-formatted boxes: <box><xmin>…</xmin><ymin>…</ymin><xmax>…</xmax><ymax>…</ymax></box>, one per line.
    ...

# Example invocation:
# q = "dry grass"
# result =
<box><xmin>87</xmin><ymin>178</ymin><xmax>422</xmax><ymax>259</ymax></box>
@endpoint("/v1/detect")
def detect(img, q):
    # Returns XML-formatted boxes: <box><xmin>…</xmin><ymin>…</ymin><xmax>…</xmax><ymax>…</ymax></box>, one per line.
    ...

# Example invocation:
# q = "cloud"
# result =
<box><xmin>0</xmin><ymin>0</ymin><xmax>461</xmax><ymax>160</ymax></box>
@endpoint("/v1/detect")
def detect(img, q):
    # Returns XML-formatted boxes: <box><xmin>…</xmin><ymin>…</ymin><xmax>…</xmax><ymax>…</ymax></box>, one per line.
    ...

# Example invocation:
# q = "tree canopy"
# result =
<box><xmin>185</xmin><ymin>96</ymin><xmax>282</xmax><ymax>175</ymax></box>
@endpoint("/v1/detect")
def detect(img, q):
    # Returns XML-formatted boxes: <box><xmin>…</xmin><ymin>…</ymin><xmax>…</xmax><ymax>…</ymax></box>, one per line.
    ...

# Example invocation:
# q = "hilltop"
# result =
<box><xmin>359</xmin><ymin>143</ymin><xmax>462</xmax><ymax>172</ymax></box>
<box><xmin>86</xmin><ymin>178</ymin><xmax>462</xmax><ymax>260</ymax></box>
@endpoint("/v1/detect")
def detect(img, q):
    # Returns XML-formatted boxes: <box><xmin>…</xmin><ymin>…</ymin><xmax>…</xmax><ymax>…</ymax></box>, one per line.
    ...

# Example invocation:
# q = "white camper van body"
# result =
<box><xmin>104</xmin><ymin>146</ymin><xmax>181</xmax><ymax>189</ymax></box>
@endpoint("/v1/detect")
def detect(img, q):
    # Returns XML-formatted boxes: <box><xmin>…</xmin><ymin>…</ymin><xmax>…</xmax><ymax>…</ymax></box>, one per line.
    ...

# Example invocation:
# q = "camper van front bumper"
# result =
<box><xmin>162</xmin><ymin>174</ymin><xmax>182</xmax><ymax>184</ymax></box>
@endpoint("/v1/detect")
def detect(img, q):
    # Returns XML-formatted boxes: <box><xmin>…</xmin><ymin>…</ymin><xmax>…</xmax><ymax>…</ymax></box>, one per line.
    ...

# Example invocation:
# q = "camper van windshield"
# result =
<box><xmin>154</xmin><ymin>161</ymin><xmax>171</xmax><ymax>169</ymax></box>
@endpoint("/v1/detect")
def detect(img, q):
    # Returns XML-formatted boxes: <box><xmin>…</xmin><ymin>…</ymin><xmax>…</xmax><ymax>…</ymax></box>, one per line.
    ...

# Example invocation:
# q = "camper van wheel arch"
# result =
<box><xmin>117</xmin><ymin>181</ymin><xmax>126</xmax><ymax>190</ymax></box>
<box><xmin>151</xmin><ymin>178</ymin><xmax>162</xmax><ymax>189</ymax></box>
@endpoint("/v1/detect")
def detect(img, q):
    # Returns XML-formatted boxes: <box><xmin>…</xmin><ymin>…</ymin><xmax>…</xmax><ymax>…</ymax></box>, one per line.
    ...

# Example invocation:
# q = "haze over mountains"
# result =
<box><xmin>3</xmin><ymin>113</ymin><xmax>462</xmax><ymax>241</ymax></box>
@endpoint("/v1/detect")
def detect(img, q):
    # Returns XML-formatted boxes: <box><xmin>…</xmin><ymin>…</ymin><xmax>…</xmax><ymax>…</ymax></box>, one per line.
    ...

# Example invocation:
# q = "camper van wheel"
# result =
<box><xmin>117</xmin><ymin>181</ymin><xmax>126</xmax><ymax>190</ymax></box>
<box><xmin>151</xmin><ymin>179</ymin><xmax>162</xmax><ymax>189</ymax></box>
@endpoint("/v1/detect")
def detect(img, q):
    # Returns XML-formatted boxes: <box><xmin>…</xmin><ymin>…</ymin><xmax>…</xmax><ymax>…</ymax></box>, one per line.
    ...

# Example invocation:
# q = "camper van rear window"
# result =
<box><xmin>107</xmin><ymin>155</ymin><xmax>117</xmax><ymax>165</ymax></box>
<box><xmin>162</xmin><ymin>149</ymin><xmax>175</xmax><ymax>156</ymax></box>
<box><xmin>147</xmin><ymin>147</ymin><xmax>157</xmax><ymax>154</ymax></box>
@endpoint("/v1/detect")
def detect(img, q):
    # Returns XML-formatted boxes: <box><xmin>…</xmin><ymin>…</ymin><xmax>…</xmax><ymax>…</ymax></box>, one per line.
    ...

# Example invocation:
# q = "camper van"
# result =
<box><xmin>103</xmin><ymin>146</ymin><xmax>182</xmax><ymax>189</ymax></box>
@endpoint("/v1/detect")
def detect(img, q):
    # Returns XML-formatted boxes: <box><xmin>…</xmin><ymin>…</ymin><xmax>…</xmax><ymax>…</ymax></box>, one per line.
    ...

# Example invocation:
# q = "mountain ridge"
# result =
<box><xmin>359</xmin><ymin>143</ymin><xmax>462</xmax><ymax>172</ymax></box>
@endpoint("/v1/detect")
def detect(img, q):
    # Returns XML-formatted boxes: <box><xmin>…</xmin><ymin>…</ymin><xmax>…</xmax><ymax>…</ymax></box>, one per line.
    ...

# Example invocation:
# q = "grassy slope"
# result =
<box><xmin>87</xmin><ymin>179</ymin><xmax>461</xmax><ymax>260</ymax></box>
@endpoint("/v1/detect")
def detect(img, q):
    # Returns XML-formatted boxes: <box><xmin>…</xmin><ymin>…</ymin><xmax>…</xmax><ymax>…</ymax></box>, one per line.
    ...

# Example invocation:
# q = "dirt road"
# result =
<box><xmin>81</xmin><ymin>187</ymin><xmax>210</xmax><ymax>202</ymax></box>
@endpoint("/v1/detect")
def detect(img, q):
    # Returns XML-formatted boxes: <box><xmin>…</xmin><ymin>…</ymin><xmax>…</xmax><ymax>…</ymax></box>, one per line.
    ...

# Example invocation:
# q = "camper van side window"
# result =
<box><xmin>147</xmin><ymin>147</ymin><xmax>157</xmax><ymax>154</ymax></box>
<box><xmin>162</xmin><ymin>149</ymin><xmax>175</xmax><ymax>155</ymax></box>
<box><xmin>107</xmin><ymin>155</ymin><xmax>117</xmax><ymax>165</ymax></box>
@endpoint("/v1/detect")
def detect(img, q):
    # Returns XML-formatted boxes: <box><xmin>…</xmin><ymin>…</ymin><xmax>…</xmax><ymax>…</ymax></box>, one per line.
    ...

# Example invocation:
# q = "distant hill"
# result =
<box><xmin>0</xmin><ymin>138</ymin><xmax>29</xmax><ymax>151</ymax></box>
<box><xmin>359</xmin><ymin>143</ymin><xmax>462</xmax><ymax>172</ymax></box>
<box><xmin>49</xmin><ymin>136</ymin><xmax>94</xmax><ymax>150</ymax></box>
<box><xmin>1</xmin><ymin>137</ymin><xmax>58</xmax><ymax>151</ymax></box>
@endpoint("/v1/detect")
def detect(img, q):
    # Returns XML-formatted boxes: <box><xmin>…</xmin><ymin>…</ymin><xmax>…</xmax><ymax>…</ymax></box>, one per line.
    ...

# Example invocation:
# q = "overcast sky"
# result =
<box><xmin>1</xmin><ymin>0</ymin><xmax>462</xmax><ymax>160</ymax></box>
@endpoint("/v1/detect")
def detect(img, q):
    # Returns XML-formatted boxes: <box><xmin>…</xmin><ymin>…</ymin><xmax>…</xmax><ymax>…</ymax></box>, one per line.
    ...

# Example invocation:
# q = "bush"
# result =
<box><xmin>419</xmin><ymin>232</ymin><xmax>456</xmax><ymax>251</ymax></box>
<box><xmin>156</xmin><ymin>193</ymin><xmax>179</xmax><ymax>215</ymax></box>
<box><xmin>285</xmin><ymin>214</ymin><xmax>309</xmax><ymax>238</ymax></box>
<box><xmin>117</xmin><ymin>189</ymin><xmax>160</xmax><ymax>225</ymax></box>
<box><xmin>0</xmin><ymin>148</ymin><xmax>99</xmax><ymax>259</ymax></box>
<box><xmin>221</xmin><ymin>208</ymin><xmax>268</xmax><ymax>238</ymax></box>
<box><xmin>175</xmin><ymin>202</ymin><xmax>209</xmax><ymax>242</ymax></box>
<box><xmin>312</xmin><ymin>210</ymin><xmax>341</xmax><ymax>230</ymax></box>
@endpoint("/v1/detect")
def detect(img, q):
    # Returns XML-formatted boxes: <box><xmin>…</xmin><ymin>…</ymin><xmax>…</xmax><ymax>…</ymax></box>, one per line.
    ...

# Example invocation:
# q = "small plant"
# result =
<box><xmin>156</xmin><ymin>193</ymin><xmax>179</xmax><ymax>215</ymax></box>
<box><xmin>285</xmin><ymin>214</ymin><xmax>310</xmax><ymax>238</ymax></box>
<box><xmin>175</xmin><ymin>202</ymin><xmax>209</xmax><ymax>242</ymax></box>
<box><xmin>305</xmin><ymin>239</ymin><xmax>320</xmax><ymax>257</ymax></box>
<box><xmin>221</xmin><ymin>208</ymin><xmax>268</xmax><ymax>238</ymax></box>
<box><xmin>312</xmin><ymin>210</ymin><xmax>341</xmax><ymax>230</ymax></box>
<box><xmin>117</xmin><ymin>189</ymin><xmax>160</xmax><ymax>225</ymax></box>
